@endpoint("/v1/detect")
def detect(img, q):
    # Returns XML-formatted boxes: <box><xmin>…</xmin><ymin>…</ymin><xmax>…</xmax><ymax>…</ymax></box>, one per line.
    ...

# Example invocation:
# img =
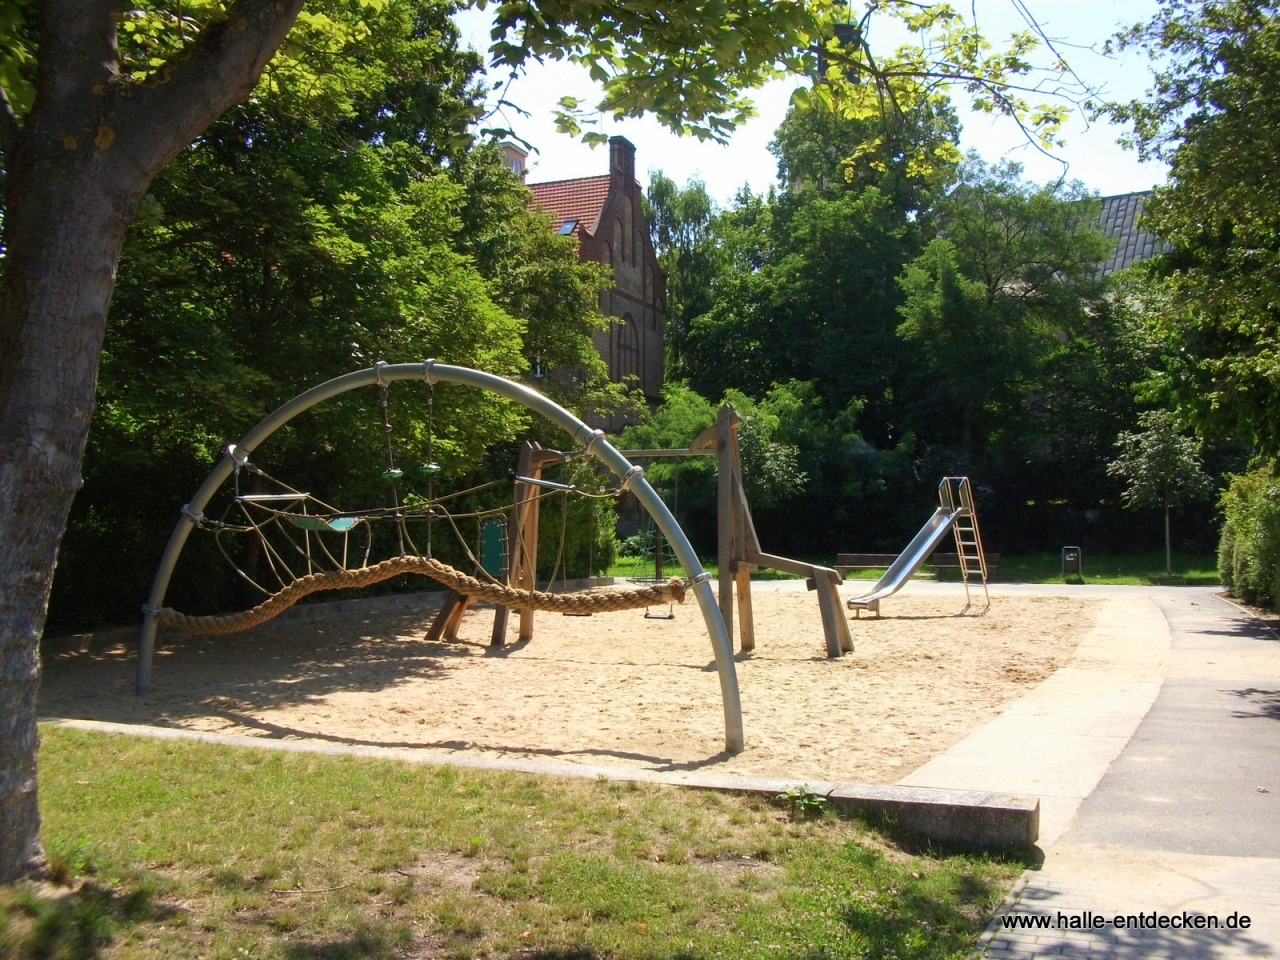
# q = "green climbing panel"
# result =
<box><xmin>480</xmin><ymin>517</ymin><xmax>506</xmax><ymax>577</ymax></box>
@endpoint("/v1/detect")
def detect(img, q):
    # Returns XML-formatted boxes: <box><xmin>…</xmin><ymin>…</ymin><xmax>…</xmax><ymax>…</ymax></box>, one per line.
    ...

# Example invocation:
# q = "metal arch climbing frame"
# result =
<box><xmin>136</xmin><ymin>360</ymin><xmax>745</xmax><ymax>754</ymax></box>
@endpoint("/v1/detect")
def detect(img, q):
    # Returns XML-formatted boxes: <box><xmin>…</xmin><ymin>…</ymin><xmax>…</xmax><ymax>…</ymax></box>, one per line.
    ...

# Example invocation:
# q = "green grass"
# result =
<box><xmin>3</xmin><ymin>726</ymin><xmax>1026</xmax><ymax>960</ymax></box>
<box><xmin>845</xmin><ymin>553</ymin><xmax>1219</xmax><ymax>585</ymax></box>
<box><xmin>605</xmin><ymin>558</ymin><xmax>801</xmax><ymax>582</ymax></box>
<box><xmin>614</xmin><ymin>551</ymin><xmax>1220</xmax><ymax>586</ymax></box>
<box><xmin>980</xmin><ymin>552</ymin><xmax>1220</xmax><ymax>586</ymax></box>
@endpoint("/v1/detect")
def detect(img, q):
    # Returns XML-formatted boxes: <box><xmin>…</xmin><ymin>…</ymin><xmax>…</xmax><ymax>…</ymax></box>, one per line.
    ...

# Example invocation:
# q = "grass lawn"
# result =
<box><xmin>983</xmin><ymin>552</ymin><xmax>1220</xmax><ymax>586</ymax></box>
<box><xmin>613</xmin><ymin>552</ymin><xmax>1220</xmax><ymax>586</ymax></box>
<box><xmin>2</xmin><ymin>727</ymin><xmax>1025</xmax><ymax>960</ymax></box>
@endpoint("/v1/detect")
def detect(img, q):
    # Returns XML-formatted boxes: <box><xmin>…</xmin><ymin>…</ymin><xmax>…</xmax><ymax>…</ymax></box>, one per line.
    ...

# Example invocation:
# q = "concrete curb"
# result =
<box><xmin>43</xmin><ymin>717</ymin><xmax>1039</xmax><ymax>850</ymax></box>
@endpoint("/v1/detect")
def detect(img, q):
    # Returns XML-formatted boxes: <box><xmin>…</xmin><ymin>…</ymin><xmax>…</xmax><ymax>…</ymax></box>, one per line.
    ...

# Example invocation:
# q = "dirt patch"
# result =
<box><xmin>40</xmin><ymin>585</ymin><xmax>1099</xmax><ymax>784</ymax></box>
<box><xmin>395</xmin><ymin>852</ymin><xmax>483</xmax><ymax>890</ymax></box>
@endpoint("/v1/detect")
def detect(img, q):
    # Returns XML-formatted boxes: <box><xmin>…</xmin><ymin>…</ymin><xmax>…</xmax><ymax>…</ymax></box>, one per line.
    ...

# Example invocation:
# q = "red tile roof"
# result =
<box><xmin>527</xmin><ymin>175</ymin><xmax>612</xmax><ymax>236</ymax></box>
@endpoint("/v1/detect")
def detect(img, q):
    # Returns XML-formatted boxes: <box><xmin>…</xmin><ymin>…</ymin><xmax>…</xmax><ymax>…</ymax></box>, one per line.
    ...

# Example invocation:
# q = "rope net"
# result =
<box><xmin>159</xmin><ymin>402</ymin><xmax>686</xmax><ymax>633</ymax></box>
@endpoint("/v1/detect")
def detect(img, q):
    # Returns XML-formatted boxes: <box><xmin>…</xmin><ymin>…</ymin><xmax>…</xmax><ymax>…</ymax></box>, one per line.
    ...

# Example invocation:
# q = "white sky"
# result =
<box><xmin>452</xmin><ymin>0</ymin><xmax>1169</xmax><ymax>205</ymax></box>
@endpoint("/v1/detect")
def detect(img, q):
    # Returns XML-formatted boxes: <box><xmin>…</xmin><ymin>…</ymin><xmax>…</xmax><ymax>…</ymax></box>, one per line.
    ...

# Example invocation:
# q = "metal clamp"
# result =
<box><xmin>374</xmin><ymin>360</ymin><xmax>390</xmax><ymax>388</ymax></box>
<box><xmin>580</xmin><ymin>429</ymin><xmax>606</xmax><ymax>457</ymax></box>
<box><xmin>619</xmin><ymin>464</ymin><xmax>644</xmax><ymax>491</ymax></box>
<box><xmin>690</xmin><ymin>571</ymin><xmax>714</xmax><ymax>585</ymax></box>
<box><xmin>226</xmin><ymin>444</ymin><xmax>249</xmax><ymax>467</ymax></box>
<box><xmin>422</xmin><ymin>358</ymin><xmax>439</xmax><ymax>385</ymax></box>
<box><xmin>180</xmin><ymin>503</ymin><xmax>205</xmax><ymax>525</ymax></box>
<box><xmin>140</xmin><ymin>604</ymin><xmax>164</xmax><ymax>617</ymax></box>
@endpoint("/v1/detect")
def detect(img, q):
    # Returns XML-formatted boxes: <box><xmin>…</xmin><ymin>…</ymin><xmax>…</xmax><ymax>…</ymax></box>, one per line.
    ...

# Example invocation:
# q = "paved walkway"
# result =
<box><xmin>955</xmin><ymin>587</ymin><xmax>1280</xmax><ymax>959</ymax></box>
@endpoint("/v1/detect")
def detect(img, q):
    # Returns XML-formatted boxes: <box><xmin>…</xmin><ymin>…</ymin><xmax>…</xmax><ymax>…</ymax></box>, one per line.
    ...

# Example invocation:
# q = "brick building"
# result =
<box><xmin>521</xmin><ymin>137</ymin><xmax>667</xmax><ymax>404</ymax></box>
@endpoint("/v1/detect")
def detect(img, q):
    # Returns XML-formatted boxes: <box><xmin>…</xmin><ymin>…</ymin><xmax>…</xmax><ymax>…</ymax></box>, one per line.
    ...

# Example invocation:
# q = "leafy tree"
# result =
<box><xmin>0</xmin><ymin>0</ymin><xmax>1114</xmax><ymax>880</ymax></box>
<box><xmin>1107</xmin><ymin>409</ymin><xmax>1215</xmax><ymax>574</ymax></box>
<box><xmin>771</xmin><ymin>94</ymin><xmax>960</xmax><ymax>216</ymax></box>
<box><xmin>1106</xmin><ymin>0</ymin><xmax>1280</xmax><ymax>454</ymax></box>
<box><xmin>644</xmin><ymin>174</ymin><xmax>717</xmax><ymax>376</ymax></box>
<box><xmin>47</xmin><ymin>7</ymin><xmax>617</xmax><ymax>634</ymax></box>
<box><xmin>896</xmin><ymin>159</ymin><xmax>1112</xmax><ymax>455</ymax></box>
<box><xmin>677</xmin><ymin>188</ymin><xmax>779</xmax><ymax>401</ymax></box>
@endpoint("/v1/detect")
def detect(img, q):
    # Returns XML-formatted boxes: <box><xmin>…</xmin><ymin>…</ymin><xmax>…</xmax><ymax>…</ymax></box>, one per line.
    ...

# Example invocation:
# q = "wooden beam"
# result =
<box><xmin>716</xmin><ymin>405</ymin><xmax>735</xmax><ymax>643</ymax></box>
<box><xmin>426</xmin><ymin>590</ymin><xmax>467</xmax><ymax>643</ymax></box>
<box><xmin>689</xmin><ymin>416</ymin><xmax>731</xmax><ymax>452</ymax></box>
<box><xmin>745</xmin><ymin>550</ymin><xmax>816</xmax><ymax>579</ymax></box>
<box><xmin>510</xmin><ymin>441</ymin><xmax>543</xmax><ymax>643</ymax></box>
<box><xmin>729</xmin><ymin>423</ymin><xmax>755</xmax><ymax>652</ymax></box>
<box><xmin>614</xmin><ymin>448</ymin><xmax>715</xmax><ymax>458</ymax></box>
<box><xmin>529</xmin><ymin>447</ymin><xmax>568</xmax><ymax>465</ymax></box>
<box><xmin>735</xmin><ymin>569</ymin><xmax>755</xmax><ymax>653</ymax></box>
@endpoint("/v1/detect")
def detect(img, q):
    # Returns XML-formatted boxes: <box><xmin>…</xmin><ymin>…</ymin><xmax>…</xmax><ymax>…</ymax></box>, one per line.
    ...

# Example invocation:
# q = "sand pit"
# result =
<box><xmin>40</xmin><ymin>584</ymin><xmax>1100</xmax><ymax>784</ymax></box>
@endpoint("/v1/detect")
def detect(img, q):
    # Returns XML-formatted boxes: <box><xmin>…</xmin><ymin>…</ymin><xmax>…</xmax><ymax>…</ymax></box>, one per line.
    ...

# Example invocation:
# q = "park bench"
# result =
<box><xmin>835</xmin><ymin>551</ymin><xmax>1000</xmax><ymax>575</ymax></box>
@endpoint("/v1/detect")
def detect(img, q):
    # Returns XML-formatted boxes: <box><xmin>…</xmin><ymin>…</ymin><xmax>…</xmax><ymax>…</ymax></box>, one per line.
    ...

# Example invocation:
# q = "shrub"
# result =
<box><xmin>1218</xmin><ymin>468</ymin><xmax>1280</xmax><ymax>606</ymax></box>
<box><xmin>1218</xmin><ymin>521</ymin><xmax>1235</xmax><ymax>592</ymax></box>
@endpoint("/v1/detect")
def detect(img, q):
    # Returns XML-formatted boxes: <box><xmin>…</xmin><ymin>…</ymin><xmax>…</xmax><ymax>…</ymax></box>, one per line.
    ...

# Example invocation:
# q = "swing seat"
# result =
<box><xmin>286</xmin><ymin>515</ymin><xmax>360</xmax><ymax>532</ymax></box>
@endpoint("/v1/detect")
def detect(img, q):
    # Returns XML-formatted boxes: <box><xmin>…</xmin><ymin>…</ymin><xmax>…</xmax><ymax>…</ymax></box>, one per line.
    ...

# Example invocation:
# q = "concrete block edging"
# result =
<box><xmin>45</xmin><ymin>718</ymin><xmax>1038</xmax><ymax>851</ymax></box>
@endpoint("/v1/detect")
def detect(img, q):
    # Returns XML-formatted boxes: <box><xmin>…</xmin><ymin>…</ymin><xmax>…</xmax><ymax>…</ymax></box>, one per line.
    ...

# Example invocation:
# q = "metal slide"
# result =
<box><xmin>846</xmin><ymin>475</ymin><xmax>990</xmax><ymax>617</ymax></box>
<box><xmin>845</xmin><ymin>507</ymin><xmax>959</xmax><ymax>616</ymax></box>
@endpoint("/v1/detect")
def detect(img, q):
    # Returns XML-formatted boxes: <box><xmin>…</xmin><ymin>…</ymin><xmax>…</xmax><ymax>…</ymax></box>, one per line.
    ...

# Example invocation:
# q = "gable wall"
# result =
<box><xmin>576</xmin><ymin>138</ymin><xmax>666</xmax><ymax>403</ymax></box>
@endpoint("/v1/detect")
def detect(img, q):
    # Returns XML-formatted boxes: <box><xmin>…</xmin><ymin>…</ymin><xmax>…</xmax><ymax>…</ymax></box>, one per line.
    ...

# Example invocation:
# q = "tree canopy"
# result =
<box><xmin>1107</xmin><ymin>0</ymin><xmax>1280</xmax><ymax>454</ymax></box>
<box><xmin>47</xmin><ymin>0</ymin><xmax>617</xmax><ymax>631</ymax></box>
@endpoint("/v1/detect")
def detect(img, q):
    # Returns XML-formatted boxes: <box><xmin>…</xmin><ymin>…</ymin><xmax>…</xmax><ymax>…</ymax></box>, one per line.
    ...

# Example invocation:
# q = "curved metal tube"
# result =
<box><xmin>136</xmin><ymin>361</ymin><xmax>745</xmax><ymax>753</ymax></box>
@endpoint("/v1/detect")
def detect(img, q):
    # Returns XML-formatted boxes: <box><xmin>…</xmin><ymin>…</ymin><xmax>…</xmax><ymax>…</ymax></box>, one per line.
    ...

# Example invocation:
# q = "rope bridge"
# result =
<box><xmin>154</xmin><ymin>555</ymin><xmax>685</xmax><ymax>635</ymax></box>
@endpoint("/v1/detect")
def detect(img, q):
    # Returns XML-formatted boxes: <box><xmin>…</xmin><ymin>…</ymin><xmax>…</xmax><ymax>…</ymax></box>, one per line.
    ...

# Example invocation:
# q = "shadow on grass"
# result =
<box><xmin>283</xmin><ymin>930</ymin><xmax>399</xmax><ymax>960</ymax></box>
<box><xmin>851</xmin><ymin>808</ymin><xmax>1040</xmax><ymax>866</ymax></box>
<box><xmin>0</xmin><ymin>879</ymin><xmax>168</xmax><ymax>960</ymax></box>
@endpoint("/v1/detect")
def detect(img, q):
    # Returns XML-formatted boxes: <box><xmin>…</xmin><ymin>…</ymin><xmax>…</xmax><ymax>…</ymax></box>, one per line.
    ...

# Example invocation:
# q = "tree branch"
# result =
<box><xmin>108</xmin><ymin>0</ymin><xmax>306</xmax><ymax>182</ymax></box>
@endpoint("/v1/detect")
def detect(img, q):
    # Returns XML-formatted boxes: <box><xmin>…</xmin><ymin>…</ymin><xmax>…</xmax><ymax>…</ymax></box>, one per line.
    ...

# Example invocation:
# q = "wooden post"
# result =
<box><xmin>813</xmin><ymin>570</ymin><xmax>845</xmax><ymax>658</ymax></box>
<box><xmin>509</xmin><ymin>441</ymin><xmax>544</xmax><ymax>643</ymax></box>
<box><xmin>716</xmin><ymin>405</ymin><xmax>735</xmax><ymax>645</ymax></box>
<box><xmin>735</xmin><ymin>568</ymin><xmax>755</xmax><ymax>652</ymax></box>
<box><xmin>829</xmin><ymin>574</ymin><xmax>853</xmax><ymax>653</ymax></box>
<box><xmin>426</xmin><ymin>590</ymin><xmax>470</xmax><ymax>642</ymax></box>
<box><xmin>729</xmin><ymin>423</ymin><xmax>755</xmax><ymax>652</ymax></box>
<box><xmin>490</xmin><ymin>604</ymin><xmax>509</xmax><ymax>646</ymax></box>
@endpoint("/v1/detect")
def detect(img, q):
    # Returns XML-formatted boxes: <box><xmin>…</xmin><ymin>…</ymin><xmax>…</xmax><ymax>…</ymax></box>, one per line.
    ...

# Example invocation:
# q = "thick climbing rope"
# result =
<box><xmin>152</xmin><ymin>556</ymin><xmax>687</xmax><ymax>635</ymax></box>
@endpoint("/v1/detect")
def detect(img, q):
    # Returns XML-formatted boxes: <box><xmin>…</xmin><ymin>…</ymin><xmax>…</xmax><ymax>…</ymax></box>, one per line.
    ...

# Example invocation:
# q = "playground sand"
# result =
<box><xmin>40</xmin><ymin>586</ymin><xmax>1098</xmax><ymax>785</ymax></box>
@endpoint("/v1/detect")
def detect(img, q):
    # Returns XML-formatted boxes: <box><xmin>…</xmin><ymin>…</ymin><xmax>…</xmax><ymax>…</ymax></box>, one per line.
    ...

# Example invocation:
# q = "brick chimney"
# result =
<box><xmin>609</xmin><ymin>136</ymin><xmax>636</xmax><ymax>195</ymax></box>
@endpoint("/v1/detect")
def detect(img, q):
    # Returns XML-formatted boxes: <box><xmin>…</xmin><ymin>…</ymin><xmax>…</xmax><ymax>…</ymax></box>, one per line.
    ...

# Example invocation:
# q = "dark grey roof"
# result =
<box><xmin>1097</xmin><ymin>191</ymin><xmax>1172</xmax><ymax>277</ymax></box>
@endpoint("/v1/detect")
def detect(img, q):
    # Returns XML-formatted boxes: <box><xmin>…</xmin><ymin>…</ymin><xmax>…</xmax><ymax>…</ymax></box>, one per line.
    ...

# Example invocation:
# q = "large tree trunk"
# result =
<box><xmin>0</xmin><ymin>0</ymin><xmax>304</xmax><ymax>883</ymax></box>
<box><xmin>0</xmin><ymin>158</ymin><xmax>140</xmax><ymax>882</ymax></box>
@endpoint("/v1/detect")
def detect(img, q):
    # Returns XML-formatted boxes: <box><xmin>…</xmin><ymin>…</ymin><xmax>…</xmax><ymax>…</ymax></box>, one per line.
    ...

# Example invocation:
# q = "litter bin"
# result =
<box><xmin>1062</xmin><ymin>546</ymin><xmax>1082</xmax><ymax>577</ymax></box>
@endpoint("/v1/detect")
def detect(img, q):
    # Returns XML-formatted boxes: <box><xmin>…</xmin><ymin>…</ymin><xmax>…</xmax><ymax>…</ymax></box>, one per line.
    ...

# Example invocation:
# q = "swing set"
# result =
<box><xmin>136</xmin><ymin>361</ymin><xmax>745</xmax><ymax>752</ymax></box>
<box><xmin>616</xmin><ymin>403</ymin><xmax>853</xmax><ymax>659</ymax></box>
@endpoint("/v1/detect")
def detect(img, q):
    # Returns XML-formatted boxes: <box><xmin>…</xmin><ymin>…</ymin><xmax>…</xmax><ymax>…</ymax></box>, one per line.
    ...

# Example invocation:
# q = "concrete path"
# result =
<box><xmin>960</xmin><ymin>587</ymin><xmax>1280</xmax><ymax>959</ymax></box>
<box><xmin>899</xmin><ymin>588</ymin><xmax>1172</xmax><ymax>844</ymax></box>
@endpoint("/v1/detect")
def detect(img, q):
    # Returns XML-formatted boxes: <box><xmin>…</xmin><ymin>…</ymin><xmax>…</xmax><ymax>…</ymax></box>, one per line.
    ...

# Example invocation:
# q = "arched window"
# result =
<box><xmin>613</xmin><ymin>219</ymin><xmax>624</xmax><ymax>267</ymax></box>
<box><xmin>600</xmin><ymin>241</ymin><xmax>612</xmax><ymax>267</ymax></box>
<box><xmin>616</xmin><ymin>314</ymin><xmax>639</xmax><ymax>383</ymax></box>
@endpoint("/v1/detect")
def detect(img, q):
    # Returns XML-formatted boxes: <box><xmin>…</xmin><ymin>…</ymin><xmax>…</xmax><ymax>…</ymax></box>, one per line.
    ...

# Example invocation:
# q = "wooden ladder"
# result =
<box><xmin>941</xmin><ymin>477</ymin><xmax>990</xmax><ymax>613</ymax></box>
